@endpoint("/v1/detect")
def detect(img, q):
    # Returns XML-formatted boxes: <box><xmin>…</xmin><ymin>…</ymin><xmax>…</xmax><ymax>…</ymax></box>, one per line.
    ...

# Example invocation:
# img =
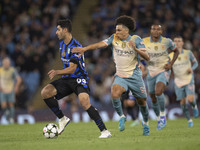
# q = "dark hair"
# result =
<box><xmin>57</xmin><ymin>19</ymin><xmax>72</xmax><ymax>32</ymax></box>
<box><xmin>115</xmin><ymin>15</ymin><xmax>136</xmax><ymax>31</ymax></box>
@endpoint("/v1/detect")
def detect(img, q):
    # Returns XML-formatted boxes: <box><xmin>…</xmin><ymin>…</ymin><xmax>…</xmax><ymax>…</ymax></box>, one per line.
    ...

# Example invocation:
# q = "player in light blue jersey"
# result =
<box><xmin>143</xmin><ymin>24</ymin><xmax>179</xmax><ymax>130</ymax></box>
<box><xmin>171</xmin><ymin>36</ymin><xmax>199</xmax><ymax>127</ymax></box>
<box><xmin>72</xmin><ymin>15</ymin><xmax>150</xmax><ymax>136</ymax></box>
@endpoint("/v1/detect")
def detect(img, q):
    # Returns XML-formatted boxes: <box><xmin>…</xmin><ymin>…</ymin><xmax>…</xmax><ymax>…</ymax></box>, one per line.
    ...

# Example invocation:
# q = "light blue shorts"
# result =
<box><xmin>174</xmin><ymin>78</ymin><xmax>195</xmax><ymax>101</ymax></box>
<box><xmin>147</xmin><ymin>70</ymin><xmax>171</xmax><ymax>94</ymax></box>
<box><xmin>0</xmin><ymin>92</ymin><xmax>15</xmax><ymax>103</ymax></box>
<box><xmin>112</xmin><ymin>69</ymin><xmax>147</xmax><ymax>99</ymax></box>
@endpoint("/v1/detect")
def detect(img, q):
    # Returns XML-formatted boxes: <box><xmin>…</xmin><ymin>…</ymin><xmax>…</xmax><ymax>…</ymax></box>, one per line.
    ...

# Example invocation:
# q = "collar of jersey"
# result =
<box><xmin>150</xmin><ymin>36</ymin><xmax>162</xmax><ymax>43</ymax></box>
<box><xmin>121</xmin><ymin>35</ymin><xmax>131</xmax><ymax>42</ymax></box>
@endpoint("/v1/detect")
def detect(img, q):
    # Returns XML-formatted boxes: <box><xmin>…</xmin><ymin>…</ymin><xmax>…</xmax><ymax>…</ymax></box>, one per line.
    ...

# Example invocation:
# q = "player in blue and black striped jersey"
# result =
<box><xmin>41</xmin><ymin>19</ymin><xmax>111</xmax><ymax>138</ymax></box>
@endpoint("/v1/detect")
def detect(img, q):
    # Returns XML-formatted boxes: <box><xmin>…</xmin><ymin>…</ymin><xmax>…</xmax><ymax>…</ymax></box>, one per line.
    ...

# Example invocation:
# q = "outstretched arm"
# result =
<box><xmin>72</xmin><ymin>41</ymin><xmax>107</xmax><ymax>55</ymax></box>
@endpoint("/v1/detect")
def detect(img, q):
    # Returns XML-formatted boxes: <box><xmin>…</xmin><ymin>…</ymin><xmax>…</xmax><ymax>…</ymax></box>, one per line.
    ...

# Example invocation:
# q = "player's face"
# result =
<box><xmin>56</xmin><ymin>25</ymin><xmax>66</xmax><ymax>40</ymax></box>
<box><xmin>3</xmin><ymin>58</ymin><xmax>10</xmax><ymax>69</ymax></box>
<box><xmin>150</xmin><ymin>25</ymin><xmax>162</xmax><ymax>38</ymax></box>
<box><xmin>115</xmin><ymin>25</ymin><xmax>129</xmax><ymax>40</ymax></box>
<box><xmin>174</xmin><ymin>38</ymin><xmax>184</xmax><ymax>49</ymax></box>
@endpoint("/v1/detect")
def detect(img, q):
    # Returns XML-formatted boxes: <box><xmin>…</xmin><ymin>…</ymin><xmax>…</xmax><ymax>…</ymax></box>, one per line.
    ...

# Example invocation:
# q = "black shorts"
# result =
<box><xmin>50</xmin><ymin>77</ymin><xmax>90</xmax><ymax>100</ymax></box>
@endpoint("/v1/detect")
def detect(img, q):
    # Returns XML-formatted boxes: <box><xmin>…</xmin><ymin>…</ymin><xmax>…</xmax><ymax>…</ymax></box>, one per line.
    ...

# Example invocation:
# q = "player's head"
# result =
<box><xmin>2</xmin><ymin>57</ymin><xmax>11</xmax><ymax>69</ymax></box>
<box><xmin>115</xmin><ymin>15</ymin><xmax>136</xmax><ymax>40</ymax></box>
<box><xmin>56</xmin><ymin>19</ymin><xmax>72</xmax><ymax>40</ymax></box>
<box><xmin>150</xmin><ymin>24</ymin><xmax>162</xmax><ymax>38</ymax></box>
<box><xmin>173</xmin><ymin>36</ymin><xmax>184</xmax><ymax>49</ymax></box>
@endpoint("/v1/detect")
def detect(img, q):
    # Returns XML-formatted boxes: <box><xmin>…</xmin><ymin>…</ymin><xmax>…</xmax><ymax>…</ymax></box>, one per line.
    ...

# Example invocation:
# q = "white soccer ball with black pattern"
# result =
<box><xmin>43</xmin><ymin>123</ymin><xmax>58</xmax><ymax>139</ymax></box>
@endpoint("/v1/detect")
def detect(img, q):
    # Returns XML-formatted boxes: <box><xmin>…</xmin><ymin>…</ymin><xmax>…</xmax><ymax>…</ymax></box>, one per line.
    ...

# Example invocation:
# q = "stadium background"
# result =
<box><xmin>0</xmin><ymin>0</ymin><xmax>200</xmax><ymax>124</ymax></box>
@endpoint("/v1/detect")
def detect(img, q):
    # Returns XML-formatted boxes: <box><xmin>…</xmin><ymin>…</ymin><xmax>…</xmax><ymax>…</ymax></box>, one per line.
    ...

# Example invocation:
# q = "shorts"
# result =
<box><xmin>147</xmin><ymin>70</ymin><xmax>171</xmax><ymax>94</ymax></box>
<box><xmin>50</xmin><ymin>77</ymin><xmax>90</xmax><ymax>100</ymax></box>
<box><xmin>112</xmin><ymin>69</ymin><xmax>147</xmax><ymax>99</ymax></box>
<box><xmin>174</xmin><ymin>79</ymin><xmax>195</xmax><ymax>101</ymax></box>
<box><xmin>0</xmin><ymin>92</ymin><xmax>15</xmax><ymax>103</ymax></box>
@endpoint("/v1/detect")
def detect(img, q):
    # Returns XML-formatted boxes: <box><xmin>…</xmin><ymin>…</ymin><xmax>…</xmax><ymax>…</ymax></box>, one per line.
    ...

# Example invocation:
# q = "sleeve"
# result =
<box><xmin>135</xmin><ymin>36</ymin><xmax>146</xmax><ymax>49</ymax></box>
<box><xmin>103</xmin><ymin>34</ymin><xmax>114</xmax><ymax>46</ymax></box>
<box><xmin>70</xmin><ymin>53</ymin><xmax>80</xmax><ymax>65</ymax></box>
<box><xmin>189</xmin><ymin>51</ymin><xmax>198</xmax><ymax>70</ymax></box>
<box><xmin>168</xmin><ymin>39</ymin><xmax>176</xmax><ymax>51</ymax></box>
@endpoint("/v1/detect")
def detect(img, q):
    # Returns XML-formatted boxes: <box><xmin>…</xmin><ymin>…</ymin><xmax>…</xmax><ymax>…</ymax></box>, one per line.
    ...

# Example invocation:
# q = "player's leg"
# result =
<box><xmin>41</xmin><ymin>79</ymin><xmax>72</xmax><ymax>134</ymax></box>
<box><xmin>147</xmin><ymin>75</ymin><xmax>161</xmax><ymax>129</ymax></box>
<box><xmin>180</xmin><ymin>98</ymin><xmax>193</xmax><ymax>127</ymax></box>
<box><xmin>112</xmin><ymin>76</ymin><xmax>127</xmax><ymax>131</ymax></box>
<box><xmin>7</xmin><ymin>92</ymin><xmax>15</xmax><ymax>124</ymax></box>
<box><xmin>0</xmin><ymin>94</ymin><xmax>10</xmax><ymax>122</ymax></box>
<box><xmin>155</xmin><ymin>71</ymin><xmax>170</xmax><ymax>129</ymax></box>
<box><xmin>186</xmin><ymin>83</ymin><xmax>199</xmax><ymax>118</ymax></box>
<box><xmin>78</xmin><ymin>93</ymin><xmax>111</xmax><ymax>138</ymax></box>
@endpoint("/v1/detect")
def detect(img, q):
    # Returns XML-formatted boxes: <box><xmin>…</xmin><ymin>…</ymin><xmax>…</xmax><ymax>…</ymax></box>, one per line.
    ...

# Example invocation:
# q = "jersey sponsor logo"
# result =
<box><xmin>148</xmin><ymin>51</ymin><xmax>167</xmax><ymax>58</ymax></box>
<box><xmin>115</xmin><ymin>49</ymin><xmax>135</xmax><ymax>56</ymax></box>
<box><xmin>61</xmin><ymin>58</ymin><xmax>70</xmax><ymax>64</ymax></box>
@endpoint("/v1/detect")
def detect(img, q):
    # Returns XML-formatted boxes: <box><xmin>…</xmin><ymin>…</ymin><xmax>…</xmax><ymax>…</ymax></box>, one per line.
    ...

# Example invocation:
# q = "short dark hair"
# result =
<box><xmin>115</xmin><ymin>15</ymin><xmax>136</xmax><ymax>31</ymax></box>
<box><xmin>173</xmin><ymin>35</ymin><xmax>183</xmax><ymax>41</ymax></box>
<box><xmin>57</xmin><ymin>19</ymin><xmax>72</xmax><ymax>32</ymax></box>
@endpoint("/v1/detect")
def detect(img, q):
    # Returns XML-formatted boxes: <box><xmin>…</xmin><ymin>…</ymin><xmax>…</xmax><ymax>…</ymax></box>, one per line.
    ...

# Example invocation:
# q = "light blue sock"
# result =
<box><xmin>9</xmin><ymin>106</ymin><xmax>15</xmax><ymax>120</ymax></box>
<box><xmin>156</xmin><ymin>94</ymin><xmax>165</xmax><ymax>112</ymax></box>
<box><xmin>112</xmin><ymin>98</ymin><xmax>123</xmax><ymax>116</ymax></box>
<box><xmin>189</xmin><ymin>100</ymin><xmax>196</xmax><ymax>109</ymax></box>
<box><xmin>139</xmin><ymin>104</ymin><xmax>149</xmax><ymax>123</ymax></box>
<box><xmin>181</xmin><ymin>104</ymin><xmax>191</xmax><ymax>121</ymax></box>
<box><xmin>152</xmin><ymin>101</ymin><xmax>160</xmax><ymax>117</ymax></box>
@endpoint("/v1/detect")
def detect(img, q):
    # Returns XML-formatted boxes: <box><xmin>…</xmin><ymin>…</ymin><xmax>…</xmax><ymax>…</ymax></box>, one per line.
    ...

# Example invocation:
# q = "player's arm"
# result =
<box><xmin>129</xmin><ymin>40</ymin><xmax>150</xmax><ymax>61</ymax></box>
<box><xmin>15</xmin><ymin>75</ymin><xmax>22</xmax><ymax>94</ymax></box>
<box><xmin>48</xmin><ymin>62</ymin><xmax>77</xmax><ymax>80</ymax></box>
<box><xmin>164</xmin><ymin>47</ymin><xmax>179</xmax><ymax>70</ymax></box>
<box><xmin>72</xmin><ymin>41</ymin><xmax>107</xmax><ymax>55</ymax></box>
<box><xmin>187</xmin><ymin>51</ymin><xmax>198</xmax><ymax>74</ymax></box>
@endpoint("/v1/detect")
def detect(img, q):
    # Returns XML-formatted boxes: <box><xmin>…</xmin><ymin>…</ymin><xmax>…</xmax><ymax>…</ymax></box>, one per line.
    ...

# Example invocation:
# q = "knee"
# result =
<box><xmin>79</xmin><ymin>94</ymin><xmax>91</xmax><ymax>110</ymax></box>
<box><xmin>150</xmin><ymin>94</ymin><xmax>157</xmax><ymax>103</ymax></box>
<box><xmin>137</xmin><ymin>98</ymin><xmax>146</xmax><ymax>106</ymax></box>
<box><xmin>41</xmin><ymin>85</ymin><xmax>56</xmax><ymax>99</ymax></box>
<box><xmin>155</xmin><ymin>90</ymin><xmax>162</xmax><ymax>96</ymax></box>
<box><xmin>111</xmin><ymin>90</ymin><xmax>122</xmax><ymax>99</ymax></box>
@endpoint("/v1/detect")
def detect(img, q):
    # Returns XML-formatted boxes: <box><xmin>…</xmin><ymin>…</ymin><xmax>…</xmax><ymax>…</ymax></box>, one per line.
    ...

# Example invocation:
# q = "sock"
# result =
<box><xmin>152</xmin><ymin>101</ymin><xmax>160</xmax><ymax>117</ymax></box>
<box><xmin>9</xmin><ymin>106</ymin><xmax>15</xmax><ymax>120</ymax></box>
<box><xmin>44</xmin><ymin>97</ymin><xmax>64</xmax><ymax>119</ymax></box>
<box><xmin>87</xmin><ymin>105</ymin><xmax>107</xmax><ymax>132</ymax></box>
<box><xmin>112</xmin><ymin>98</ymin><xmax>123</xmax><ymax>116</ymax></box>
<box><xmin>3</xmin><ymin>108</ymin><xmax>9</xmax><ymax>121</ymax></box>
<box><xmin>181</xmin><ymin>104</ymin><xmax>191</xmax><ymax>121</ymax></box>
<box><xmin>189</xmin><ymin>100</ymin><xmax>196</xmax><ymax>109</ymax></box>
<box><xmin>127</xmin><ymin>107</ymin><xmax>136</xmax><ymax>120</ymax></box>
<box><xmin>139</xmin><ymin>104</ymin><xmax>149</xmax><ymax>123</ymax></box>
<box><xmin>156</xmin><ymin>94</ymin><xmax>165</xmax><ymax>112</ymax></box>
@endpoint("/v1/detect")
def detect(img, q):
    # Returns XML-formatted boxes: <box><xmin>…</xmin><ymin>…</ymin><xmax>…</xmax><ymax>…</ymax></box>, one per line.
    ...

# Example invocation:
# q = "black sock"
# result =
<box><xmin>44</xmin><ymin>97</ymin><xmax>64</xmax><ymax>119</ymax></box>
<box><xmin>87</xmin><ymin>106</ymin><xmax>107</xmax><ymax>132</ymax></box>
<box><xmin>127</xmin><ymin>107</ymin><xmax>136</xmax><ymax>120</ymax></box>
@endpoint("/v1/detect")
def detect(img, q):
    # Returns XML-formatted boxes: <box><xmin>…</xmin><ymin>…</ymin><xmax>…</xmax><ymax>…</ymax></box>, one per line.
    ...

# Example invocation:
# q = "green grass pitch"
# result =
<box><xmin>0</xmin><ymin>118</ymin><xmax>200</xmax><ymax>150</ymax></box>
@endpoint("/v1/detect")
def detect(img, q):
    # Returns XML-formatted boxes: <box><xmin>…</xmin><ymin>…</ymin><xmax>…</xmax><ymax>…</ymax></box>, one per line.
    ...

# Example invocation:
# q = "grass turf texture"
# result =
<box><xmin>0</xmin><ymin>118</ymin><xmax>200</xmax><ymax>150</ymax></box>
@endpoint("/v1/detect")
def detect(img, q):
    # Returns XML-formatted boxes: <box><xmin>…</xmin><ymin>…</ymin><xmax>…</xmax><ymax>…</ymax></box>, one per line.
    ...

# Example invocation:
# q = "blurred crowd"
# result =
<box><xmin>0</xmin><ymin>0</ymin><xmax>200</xmax><ymax>110</ymax></box>
<box><xmin>0</xmin><ymin>0</ymin><xmax>80</xmax><ymax>109</ymax></box>
<box><xmin>81</xmin><ymin>0</ymin><xmax>200</xmax><ymax>107</ymax></box>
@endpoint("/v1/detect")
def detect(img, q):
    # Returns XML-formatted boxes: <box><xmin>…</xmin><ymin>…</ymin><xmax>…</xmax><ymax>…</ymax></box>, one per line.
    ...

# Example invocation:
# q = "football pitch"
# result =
<box><xmin>0</xmin><ymin>119</ymin><xmax>199</xmax><ymax>150</ymax></box>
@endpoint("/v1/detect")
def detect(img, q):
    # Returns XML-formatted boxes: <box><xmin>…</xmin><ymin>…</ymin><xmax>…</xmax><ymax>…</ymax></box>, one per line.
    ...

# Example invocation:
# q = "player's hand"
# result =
<box><xmin>164</xmin><ymin>63</ymin><xmax>172</xmax><ymax>70</ymax></box>
<box><xmin>186</xmin><ymin>68</ymin><xmax>193</xmax><ymax>74</ymax></box>
<box><xmin>71</xmin><ymin>47</ymin><xmax>84</xmax><ymax>56</ymax></box>
<box><xmin>129</xmin><ymin>41</ymin><xmax>137</xmax><ymax>51</ymax></box>
<box><xmin>48</xmin><ymin>69</ymin><xmax>58</xmax><ymax>80</ymax></box>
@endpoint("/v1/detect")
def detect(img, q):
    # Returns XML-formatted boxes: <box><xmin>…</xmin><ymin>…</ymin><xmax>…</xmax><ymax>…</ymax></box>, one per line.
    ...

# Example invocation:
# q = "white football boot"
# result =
<box><xmin>99</xmin><ymin>130</ymin><xmax>112</xmax><ymax>138</ymax></box>
<box><xmin>58</xmin><ymin>116</ymin><xmax>70</xmax><ymax>135</ymax></box>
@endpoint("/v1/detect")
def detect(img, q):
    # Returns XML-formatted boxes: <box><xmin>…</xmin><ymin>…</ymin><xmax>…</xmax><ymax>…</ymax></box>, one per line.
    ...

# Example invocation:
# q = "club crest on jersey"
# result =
<box><xmin>178</xmin><ymin>57</ymin><xmax>181</xmax><ymax>61</ymax></box>
<box><xmin>62</xmin><ymin>51</ymin><xmax>66</xmax><ymax>57</ymax></box>
<box><xmin>154</xmin><ymin>46</ymin><xmax>158</xmax><ymax>51</ymax></box>
<box><xmin>122</xmin><ymin>42</ymin><xmax>126</xmax><ymax>48</ymax></box>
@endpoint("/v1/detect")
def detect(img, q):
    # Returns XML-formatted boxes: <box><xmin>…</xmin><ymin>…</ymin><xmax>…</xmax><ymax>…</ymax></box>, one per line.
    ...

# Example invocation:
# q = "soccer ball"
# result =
<box><xmin>43</xmin><ymin>123</ymin><xmax>58</xmax><ymax>139</ymax></box>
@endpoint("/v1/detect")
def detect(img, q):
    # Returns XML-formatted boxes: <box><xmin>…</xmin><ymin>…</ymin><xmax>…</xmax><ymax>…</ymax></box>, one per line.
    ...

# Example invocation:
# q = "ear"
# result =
<box><xmin>63</xmin><ymin>28</ymin><xmax>68</xmax><ymax>33</ymax></box>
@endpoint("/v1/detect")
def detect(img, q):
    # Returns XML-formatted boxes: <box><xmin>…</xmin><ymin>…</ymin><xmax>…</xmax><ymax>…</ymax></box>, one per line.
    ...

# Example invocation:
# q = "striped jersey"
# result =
<box><xmin>59</xmin><ymin>38</ymin><xmax>89</xmax><ymax>80</ymax></box>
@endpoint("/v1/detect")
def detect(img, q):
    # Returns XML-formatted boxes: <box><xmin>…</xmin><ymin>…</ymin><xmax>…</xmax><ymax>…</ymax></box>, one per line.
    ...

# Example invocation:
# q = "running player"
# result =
<box><xmin>143</xmin><ymin>24</ymin><xmax>179</xmax><ymax>130</ymax></box>
<box><xmin>41</xmin><ymin>19</ymin><xmax>111</xmax><ymax>138</ymax></box>
<box><xmin>72</xmin><ymin>15</ymin><xmax>150</xmax><ymax>136</ymax></box>
<box><xmin>170</xmin><ymin>36</ymin><xmax>199</xmax><ymax>127</ymax></box>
